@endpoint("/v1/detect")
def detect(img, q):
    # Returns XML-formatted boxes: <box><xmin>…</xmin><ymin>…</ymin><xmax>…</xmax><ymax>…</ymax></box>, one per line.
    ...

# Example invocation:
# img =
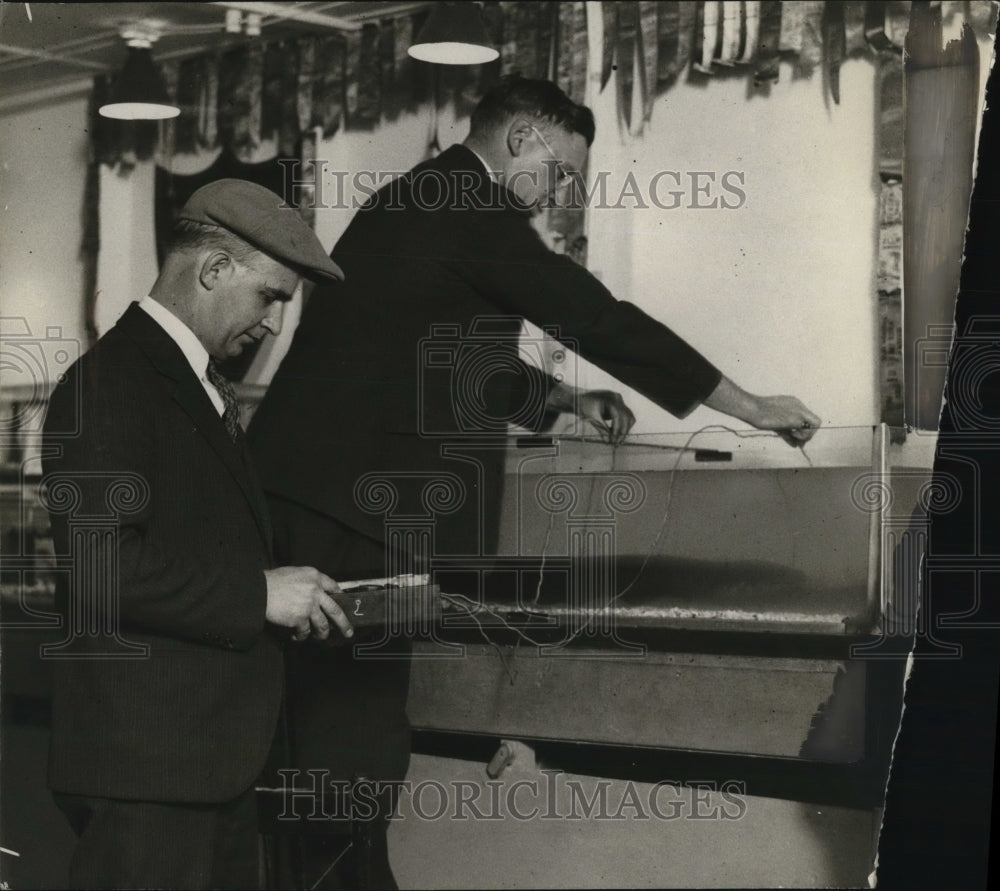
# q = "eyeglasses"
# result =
<box><xmin>530</xmin><ymin>125</ymin><xmax>575</xmax><ymax>187</ymax></box>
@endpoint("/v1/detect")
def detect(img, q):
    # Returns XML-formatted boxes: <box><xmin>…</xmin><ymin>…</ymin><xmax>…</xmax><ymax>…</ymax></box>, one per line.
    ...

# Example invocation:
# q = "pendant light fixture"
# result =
<box><xmin>408</xmin><ymin>1</ymin><xmax>499</xmax><ymax>65</ymax></box>
<box><xmin>99</xmin><ymin>26</ymin><xmax>179</xmax><ymax>121</ymax></box>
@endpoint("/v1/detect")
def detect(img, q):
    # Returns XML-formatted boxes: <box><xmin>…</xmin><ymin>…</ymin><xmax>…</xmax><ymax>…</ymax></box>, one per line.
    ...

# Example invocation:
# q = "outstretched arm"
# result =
<box><xmin>702</xmin><ymin>375</ymin><xmax>821</xmax><ymax>445</ymax></box>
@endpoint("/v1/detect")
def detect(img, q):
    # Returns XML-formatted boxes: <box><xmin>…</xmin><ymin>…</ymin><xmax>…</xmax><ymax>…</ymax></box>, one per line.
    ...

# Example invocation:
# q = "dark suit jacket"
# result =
<box><xmin>248</xmin><ymin>144</ymin><xmax>722</xmax><ymax>551</ymax></box>
<box><xmin>42</xmin><ymin>303</ymin><xmax>283</xmax><ymax>803</ymax></box>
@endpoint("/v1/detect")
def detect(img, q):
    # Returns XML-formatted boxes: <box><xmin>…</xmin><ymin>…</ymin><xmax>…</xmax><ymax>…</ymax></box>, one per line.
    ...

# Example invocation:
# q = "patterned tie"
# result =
<box><xmin>206</xmin><ymin>361</ymin><xmax>242</xmax><ymax>443</ymax></box>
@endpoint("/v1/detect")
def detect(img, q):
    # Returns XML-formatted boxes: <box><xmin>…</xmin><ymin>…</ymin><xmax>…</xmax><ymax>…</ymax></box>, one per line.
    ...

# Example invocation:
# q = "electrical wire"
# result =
<box><xmin>439</xmin><ymin>425</ymin><xmax>815</xmax><ymax>669</ymax></box>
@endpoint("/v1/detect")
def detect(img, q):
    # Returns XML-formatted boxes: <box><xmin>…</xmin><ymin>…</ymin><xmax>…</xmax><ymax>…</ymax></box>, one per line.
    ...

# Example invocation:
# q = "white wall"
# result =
<box><xmin>94</xmin><ymin>161</ymin><xmax>159</xmax><ymax>334</ymax></box>
<box><xmin>0</xmin><ymin>87</ymin><xmax>92</xmax><ymax>355</ymax></box>
<box><xmin>577</xmin><ymin>21</ymin><xmax>879</xmax><ymax>433</ymax></box>
<box><xmin>314</xmin><ymin>108</ymin><xmax>443</xmax><ymax>257</ymax></box>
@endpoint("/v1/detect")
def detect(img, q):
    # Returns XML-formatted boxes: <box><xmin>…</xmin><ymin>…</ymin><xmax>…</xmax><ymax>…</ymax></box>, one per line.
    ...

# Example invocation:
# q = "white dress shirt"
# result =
<box><xmin>138</xmin><ymin>297</ymin><xmax>226</xmax><ymax>416</ymax></box>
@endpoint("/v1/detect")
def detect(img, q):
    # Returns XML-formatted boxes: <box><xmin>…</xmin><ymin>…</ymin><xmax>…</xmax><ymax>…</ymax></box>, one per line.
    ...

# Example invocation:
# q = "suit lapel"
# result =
<box><xmin>116</xmin><ymin>304</ymin><xmax>273</xmax><ymax>551</ymax></box>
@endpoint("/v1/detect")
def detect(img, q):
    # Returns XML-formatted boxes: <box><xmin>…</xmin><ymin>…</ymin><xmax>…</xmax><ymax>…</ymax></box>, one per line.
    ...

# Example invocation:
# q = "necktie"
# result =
<box><xmin>206</xmin><ymin>361</ymin><xmax>242</xmax><ymax>443</ymax></box>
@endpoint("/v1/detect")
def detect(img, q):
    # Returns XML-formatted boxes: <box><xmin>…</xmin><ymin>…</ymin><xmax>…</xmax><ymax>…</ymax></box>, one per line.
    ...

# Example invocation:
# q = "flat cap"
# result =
<box><xmin>177</xmin><ymin>179</ymin><xmax>344</xmax><ymax>283</ymax></box>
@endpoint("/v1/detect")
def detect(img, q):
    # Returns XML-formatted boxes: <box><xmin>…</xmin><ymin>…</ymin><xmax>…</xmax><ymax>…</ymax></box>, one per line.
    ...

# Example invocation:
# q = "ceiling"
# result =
<box><xmin>0</xmin><ymin>2</ymin><xmax>429</xmax><ymax>101</ymax></box>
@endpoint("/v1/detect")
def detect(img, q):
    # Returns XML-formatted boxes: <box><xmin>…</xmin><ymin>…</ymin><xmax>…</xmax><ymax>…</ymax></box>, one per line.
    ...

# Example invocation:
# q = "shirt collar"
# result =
<box><xmin>466</xmin><ymin>147</ymin><xmax>499</xmax><ymax>183</ymax></box>
<box><xmin>138</xmin><ymin>296</ymin><xmax>212</xmax><ymax>381</ymax></box>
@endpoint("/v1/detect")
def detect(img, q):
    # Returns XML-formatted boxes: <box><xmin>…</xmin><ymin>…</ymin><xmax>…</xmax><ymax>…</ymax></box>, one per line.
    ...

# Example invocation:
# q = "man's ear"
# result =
<box><xmin>506</xmin><ymin>118</ymin><xmax>535</xmax><ymax>157</ymax></box>
<box><xmin>198</xmin><ymin>251</ymin><xmax>232</xmax><ymax>291</ymax></box>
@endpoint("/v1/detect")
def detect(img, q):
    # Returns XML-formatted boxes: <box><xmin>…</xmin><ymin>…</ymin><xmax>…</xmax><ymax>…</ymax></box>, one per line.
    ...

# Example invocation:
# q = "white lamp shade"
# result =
<box><xmin>99</xmin><ymin>46</ymin><xmax>179</xmax><ymax>121</ymax></box>
<box><xmin>408</xmin><ymin>2</ymin><xmax>499</xmax><ymax>66</ymax></box>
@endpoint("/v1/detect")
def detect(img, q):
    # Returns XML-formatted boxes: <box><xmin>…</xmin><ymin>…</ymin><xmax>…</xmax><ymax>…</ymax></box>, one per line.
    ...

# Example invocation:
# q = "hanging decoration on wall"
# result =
<box><xmin>600</xmin><ymin>3</ymin><xmax>616</xmax><ymax>89</ymax></box>
<box><xmin>217</xmin><ymin>45</ymin><xmax>263</xmax><ymax>157</ymax></box>
<box><xmin>822</xmin><ymin>1</ymin><xmax>846</xmax><ymax>104</ymax></box>
<box><xmin>638</xmin><ymin>2</ymin><xmax>659</xmax><ymax>123</ymax></box>
<box><xmin>344</xmin><ymin>28</ymin><xmax>363</xmax><ymax>128</ymax></box>
<box><xmin>719</xmin><ymin>0</ymin><xmax>742</xmax><ymax>65</ymax></box>
<box><xmin>617</xmin><ymin>1</ymin><xmax>639</xmax><ymax>130</ymax></box>
<box><xmin>691</xmin><ymin>0</ymin><xmax>719</xmax><ymax>74</ymax></box>
<box><xmin>754</xmin><ymin>0</ymin><xmax>782</xmax><ymax>85</ymax></box>
<box><xmin>357</xmin><ymin>24</ymin><xmax>382</xmax><ymax>129</ymax></box>
<box><xmin>295</xmin><ymin>36</ymin><xmax>316</xmax><ymax>135</ymax></box>
<box><xmin>92</xmin><ymin>0</ymin><xmax>998</xmax><ymax>169</ymax></box>
<box><xmin>310</xmin><ymin>35</ymin><xmax>347</xmax><ymax>138</ymax></box>
<box><xmin>799</xmin><ymin>2</ymin><xmax>827</xmax><ymax>72</ymax></box>
<box><xmin>876</xmin><ymin>51</ymin><xmax>905</xmax><ymax>431</ymax></box>
<box><xmin>536</xmin><ymin>2</ymin><xmax>557</xmax><ymax>79</ymax></box>
<box><xmin>173</xmin><ymin>55</ymin><xmax>218</xmax><ymax>153</ymax></box>
<box><xmin>655</xmin><ymin>2</ymin><xmax>681</xmax><ymax>87</ymax></box>
<box><xmin>261</xmin><ymin>40</ymin><xmax>300</xmax><ymax>156</ymax></box>
<box><xmin>477</xmin><ymin>1</ymin><xmax>504</xmax><ymax>96</ymax></box>
<box><xmin>738</xmin><ymin>2</ymin><xmax>760</xmax><ymax>64</ymax></box>
<box><xmin>555</xmin><ymin>1</ymin><xmax>588</xmax><ymax>104</ymax></box>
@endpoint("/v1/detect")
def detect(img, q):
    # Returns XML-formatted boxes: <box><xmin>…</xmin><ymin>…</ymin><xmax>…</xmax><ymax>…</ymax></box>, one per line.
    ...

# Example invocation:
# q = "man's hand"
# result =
<box><xmin>742</xmin><ymin>394</ymin><xmax>822</xmax><ymax>446</ymax></box>
<box><xmin>576</xmin><ymin>390</ymin><xmax>636</xmax><ymax>444</ymax></box>
<box><xmin>703</xmin><ymin>376</ymin><xmax>821</xmax><ymax>446</ymax></box>
<box><xmin>263</xmin><ymin>566</ymin><xmax>353</xmax><ymax>642</ymax></box>
<box><xmin>547</xmin><ymin>382</ymin><xmax>636</xmax><ymax>444</ymax></box>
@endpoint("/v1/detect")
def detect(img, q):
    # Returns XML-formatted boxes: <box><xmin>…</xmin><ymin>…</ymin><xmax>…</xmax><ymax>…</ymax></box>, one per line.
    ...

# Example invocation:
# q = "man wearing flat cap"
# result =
<box><xmin>42</xmin><ymin>179</ymin><xmax>351</xmax><ymax>889</ymax></box>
